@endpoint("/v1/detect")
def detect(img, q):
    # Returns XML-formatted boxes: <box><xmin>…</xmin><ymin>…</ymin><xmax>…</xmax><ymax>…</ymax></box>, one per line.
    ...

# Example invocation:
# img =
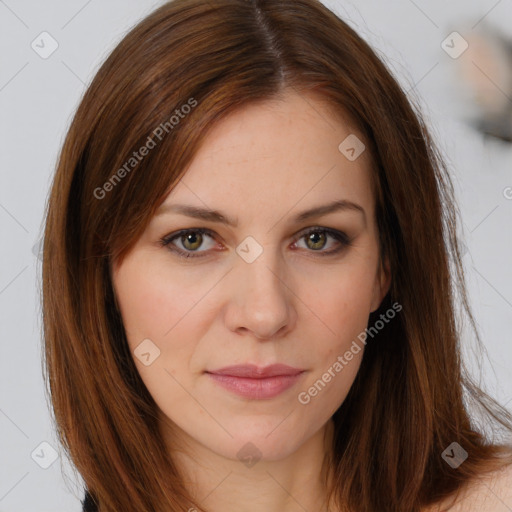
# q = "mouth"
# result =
<box><xmin>205</xmin><ymin>364</ymin><xmax>305</xmax><ymax>399</ymax></box>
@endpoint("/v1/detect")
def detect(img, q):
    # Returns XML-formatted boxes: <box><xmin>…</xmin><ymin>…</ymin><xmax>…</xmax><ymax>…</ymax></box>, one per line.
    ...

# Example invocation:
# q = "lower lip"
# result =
<box><xmin>206</xmin><ymin>372</ymin><xmax>304</xmax><ymax>399</ymax></box>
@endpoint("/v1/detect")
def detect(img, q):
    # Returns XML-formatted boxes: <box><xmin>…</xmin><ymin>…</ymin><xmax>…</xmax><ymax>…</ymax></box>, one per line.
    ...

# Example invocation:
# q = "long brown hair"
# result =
<box><xmin>41</xmin><ymin>0</ymin><xmax>512</xmax><ymax>511</ymax></box>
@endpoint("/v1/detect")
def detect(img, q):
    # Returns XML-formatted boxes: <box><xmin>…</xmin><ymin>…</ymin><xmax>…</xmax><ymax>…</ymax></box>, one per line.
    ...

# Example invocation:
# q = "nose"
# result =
<box><xmin>223</xmin><ymin>248</ymin><xmax>297</xmax><ymax>340</ymax></box>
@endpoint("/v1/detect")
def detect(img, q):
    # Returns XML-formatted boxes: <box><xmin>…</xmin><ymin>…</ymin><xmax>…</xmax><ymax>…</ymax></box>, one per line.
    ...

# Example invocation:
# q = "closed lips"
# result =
<box><xmin>206</xmin><ymin>364</ymin><xmax>304</xmax><ymax>378</ymax></box>
<box><xmin>205</xmin><ymin>364</ymin><xmax>306</xmax><ymax>400</ymax></box>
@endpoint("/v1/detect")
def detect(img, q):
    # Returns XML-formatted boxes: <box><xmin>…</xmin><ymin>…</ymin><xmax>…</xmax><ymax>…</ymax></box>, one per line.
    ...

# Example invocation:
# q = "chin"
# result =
<box><xmin>207</xmin><ymin>422</ymin><xmax>310</xmax><ymax>463</ymax></box>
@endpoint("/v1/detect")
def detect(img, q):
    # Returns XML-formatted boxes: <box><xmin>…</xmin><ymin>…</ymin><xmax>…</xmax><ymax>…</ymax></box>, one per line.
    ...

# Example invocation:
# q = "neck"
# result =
<box><xmin>161</xmin><ymin>416</ymin><xmax>338</xmax><ymax>512</ymax></box>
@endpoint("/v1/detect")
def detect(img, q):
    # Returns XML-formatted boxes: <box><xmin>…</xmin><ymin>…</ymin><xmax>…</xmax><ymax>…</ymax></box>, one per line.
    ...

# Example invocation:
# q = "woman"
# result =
<box><xmin>41</xmin><ymin>0</ymin><xmax>512</xmax><ymax>511</ymax></box>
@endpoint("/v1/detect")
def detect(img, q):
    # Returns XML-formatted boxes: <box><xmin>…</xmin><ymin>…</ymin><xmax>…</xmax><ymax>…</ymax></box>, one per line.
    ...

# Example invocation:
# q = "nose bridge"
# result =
<box><xmin>227</xmin><ymin>236</ymin><xmax>294</xmax><ymax>338</ymax></box>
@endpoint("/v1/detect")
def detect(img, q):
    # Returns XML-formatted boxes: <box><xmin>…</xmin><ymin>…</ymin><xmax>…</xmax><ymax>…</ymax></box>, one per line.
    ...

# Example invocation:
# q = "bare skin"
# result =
<box><xmin>111</xmin><ymin>89</ymin><xmax>512</xmax><ymax>511</ymax></box>
<box><xmin>424</xmin><ymin>460</ymin><xmax>512</xmax><ymax>512</ymax></box>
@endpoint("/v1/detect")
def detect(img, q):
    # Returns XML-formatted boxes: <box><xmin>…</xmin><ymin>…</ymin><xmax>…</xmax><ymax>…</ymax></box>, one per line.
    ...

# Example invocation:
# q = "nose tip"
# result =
<box><xmin>235</xmin><ymin>312</ymin><xmax>289</xmax><ymax>340</ymax></box>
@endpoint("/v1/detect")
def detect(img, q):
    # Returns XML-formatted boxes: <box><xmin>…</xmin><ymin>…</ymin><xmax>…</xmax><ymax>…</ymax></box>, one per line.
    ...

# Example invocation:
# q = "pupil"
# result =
<box><xmin>184</xmin><ymin>232</ymin><xmax>201</xmax><ymax>250</ymax></box>
<box><xmin>308</xmin><ymin>231</ymin><xmax>325</xmax><ymax>249</ymax></box>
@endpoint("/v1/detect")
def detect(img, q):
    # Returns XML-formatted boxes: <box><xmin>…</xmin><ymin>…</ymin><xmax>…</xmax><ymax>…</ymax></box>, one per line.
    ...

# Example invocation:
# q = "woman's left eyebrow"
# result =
<box><xmin>292</xmin><ymin>199</ymin><xmax>366</xmax><ymax>226</ymax></box>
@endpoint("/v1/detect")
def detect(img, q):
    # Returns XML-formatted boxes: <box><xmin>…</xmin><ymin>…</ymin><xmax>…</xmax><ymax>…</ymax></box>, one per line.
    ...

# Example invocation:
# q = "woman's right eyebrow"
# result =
<box><xmin>154</xmin><ymin>203</ymin><xmax>238</xmax><ymax>227</ymax></box>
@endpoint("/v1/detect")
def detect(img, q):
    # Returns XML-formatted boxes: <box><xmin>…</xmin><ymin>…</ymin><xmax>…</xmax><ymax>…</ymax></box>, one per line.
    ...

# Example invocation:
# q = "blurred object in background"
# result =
<box><xmin>455</xmin><ymin>22</ymin><xmax>512</xmax><ymax>143</ymax></box>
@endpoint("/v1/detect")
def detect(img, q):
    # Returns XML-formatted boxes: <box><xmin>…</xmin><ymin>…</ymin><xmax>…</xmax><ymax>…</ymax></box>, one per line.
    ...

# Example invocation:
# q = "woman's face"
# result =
<box><xmin>111</xmin><ymin>90</ymin><xmax>390</xmax><ymax>463</ymax></box>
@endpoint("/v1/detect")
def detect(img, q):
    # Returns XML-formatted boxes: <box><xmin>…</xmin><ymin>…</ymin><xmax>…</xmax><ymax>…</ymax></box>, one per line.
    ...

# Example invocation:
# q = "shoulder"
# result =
<box><xmin>425</xmin><ymin>463</ymin><xmax>512</xmax><ymax>512</ymax></box>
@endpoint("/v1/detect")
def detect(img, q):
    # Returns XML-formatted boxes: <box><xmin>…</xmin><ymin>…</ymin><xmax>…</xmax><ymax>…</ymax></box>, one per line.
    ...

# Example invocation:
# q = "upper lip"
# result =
<box><xmin>206</xmin><ymin>364</ymin><xmax>304</xmax><ymax>378</ymax></box>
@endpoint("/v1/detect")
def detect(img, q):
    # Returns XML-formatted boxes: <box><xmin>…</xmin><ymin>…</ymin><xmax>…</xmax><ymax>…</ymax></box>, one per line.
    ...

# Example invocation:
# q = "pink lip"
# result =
<box><xmin>206</xmin><ymin>364</ymin><xmax>305</xmax><ymax>399</ymax></box>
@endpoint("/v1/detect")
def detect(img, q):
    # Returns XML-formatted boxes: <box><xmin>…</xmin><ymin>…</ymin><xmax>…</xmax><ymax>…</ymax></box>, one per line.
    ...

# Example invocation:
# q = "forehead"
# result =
<box><xmin>164</xmin><ymin>90</ymin><xmax>374</xmax><ymax>222</ymax></box>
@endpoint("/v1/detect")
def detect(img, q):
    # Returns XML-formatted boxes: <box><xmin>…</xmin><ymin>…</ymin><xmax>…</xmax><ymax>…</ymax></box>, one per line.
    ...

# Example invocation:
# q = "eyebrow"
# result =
<box><xmin>155</xmin><ymin>199</ymin><xmax>366</xmax><ymax>227</ymax></box>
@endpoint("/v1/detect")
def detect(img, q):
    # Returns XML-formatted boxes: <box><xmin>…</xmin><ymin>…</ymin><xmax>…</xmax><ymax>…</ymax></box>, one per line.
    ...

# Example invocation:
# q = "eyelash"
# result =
<box><xmin>159</xmin><ymin>226</ymin><xmax>352</xmax><ymax>260</ymax></box>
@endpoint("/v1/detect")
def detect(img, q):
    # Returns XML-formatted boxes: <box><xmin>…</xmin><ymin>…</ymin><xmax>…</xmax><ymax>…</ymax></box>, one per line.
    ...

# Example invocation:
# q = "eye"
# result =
<box><xmin>159</xmin><ymin>226</ymin><xmax>352</xmax><ymax>260</ymax></box>
<box><xmin>159</xmin><ymin>228</ymin><xmax>218</xmax><ymax>258</ymax></box>
<box><xmin>292</xmin><ymin>227</ymin><xmax>351</xmax><ymax>256</ymax></box>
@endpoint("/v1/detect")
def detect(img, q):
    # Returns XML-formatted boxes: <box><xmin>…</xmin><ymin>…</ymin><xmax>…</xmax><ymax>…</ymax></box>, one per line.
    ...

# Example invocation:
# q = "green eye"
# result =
<box><xmin>160</xmin><ymin>228</ymin><xmax>216</xmax><ymax>258</ymax></box>
<box><xmin>305</xmin><ymin>230</ymin><xmax>327</xmax><ymax>250</ymax></box>
<box><xmin>159</xmin><ymin>226</ymin><xmax>351</xmax><ymax>260</ymax></box>
<box><xmin>294</xmin><ymin>227</ymin><xmax>351</xmax><ymax>256</ymax></box>
<box><xmin>181</xmin><ymin>231</ymin><xmax>204</xmax><ymax>251</ymax></box>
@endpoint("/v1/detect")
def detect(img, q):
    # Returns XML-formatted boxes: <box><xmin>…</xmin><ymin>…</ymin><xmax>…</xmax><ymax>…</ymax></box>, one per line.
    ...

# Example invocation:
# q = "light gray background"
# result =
<box><xmin>1</xmin><ymin>1</ymin><xmax>511</xmax><ymax>510</ymax></box>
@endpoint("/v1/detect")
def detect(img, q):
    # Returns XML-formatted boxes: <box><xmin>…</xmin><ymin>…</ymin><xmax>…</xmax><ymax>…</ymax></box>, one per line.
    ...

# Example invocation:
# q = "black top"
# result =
<box><xmin>82</xmin><ymin>489</ymin><xmax>98</xmax><ymax>512</ymax></box>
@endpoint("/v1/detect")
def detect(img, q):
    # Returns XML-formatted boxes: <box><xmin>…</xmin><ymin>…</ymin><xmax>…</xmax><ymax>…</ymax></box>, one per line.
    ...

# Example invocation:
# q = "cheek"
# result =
<box><xmin>297</xmin><ymin>350</ymin><xmax>363</xmax><ymax>417</ymax></box>
<box><xmin>293</xmin><ymin>262</ymin><xmax>375</xmax><ymax>408</ymax></box>
<box><xmin>296</xmin><ymin>290</ymin><xmax>367</xmax><ymax>418</ymax></box>
<box><xmin>113</xmin><ymin>252</ymin><xmax>204</xmax><ymax>346</ymax></box>
<box><xmin>112</xmin><ymin>255</ymin><xmax>205</xmax><ymax>412</ymax></box>
<box><xmin>302</xmin><ymin>261</ymin><xmax>377</xmax><ymax>342</ymax></box>
<box><xmin>112</xmin><ymin>251</ymin><xmax>222</xmax><ymax>395</ymax></box>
